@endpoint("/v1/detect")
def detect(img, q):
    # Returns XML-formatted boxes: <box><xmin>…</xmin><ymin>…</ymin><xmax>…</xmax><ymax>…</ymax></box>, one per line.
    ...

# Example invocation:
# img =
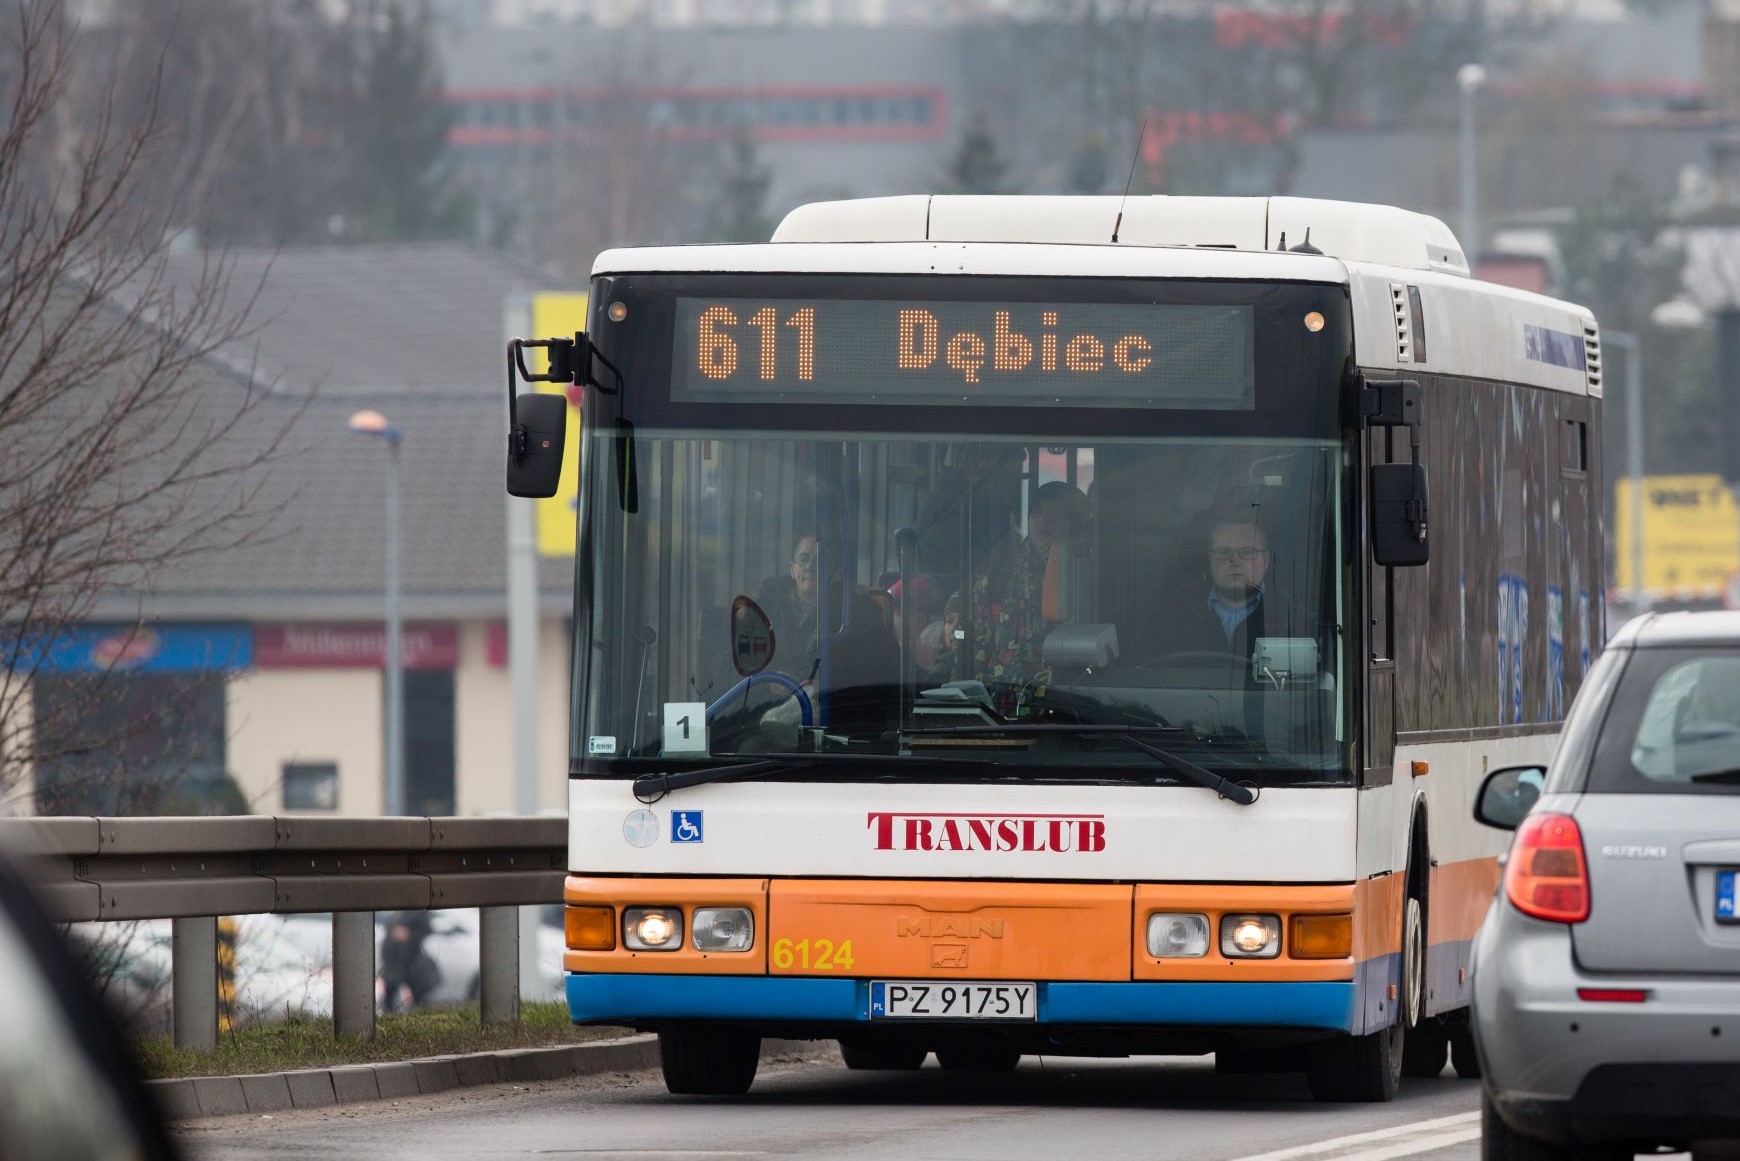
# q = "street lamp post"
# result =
<box><xmin>350</xmin><ymin>409</ymin><xmax>406</xmax><ymax>816</ymax></box>
<box><xmin>1458</xmin><ymin>64</ymin><xmax>1487</xmax><ymax>266</ymax></box>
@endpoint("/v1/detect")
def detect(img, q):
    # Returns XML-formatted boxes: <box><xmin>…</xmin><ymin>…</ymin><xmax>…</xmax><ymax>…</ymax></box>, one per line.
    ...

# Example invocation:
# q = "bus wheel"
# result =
<box><xmin>839</xmin><ymin>1042</ymin><xmax>927</xmax><ymax>1070</ymax></box>
<box><xmin>935</xmin><ymin>1044</ymin><xmax>1022</xmax><ymax>1072</ymax></box>
<box><xmin>1305</xmin><ymin>1018</ymin><xmax>1402</xmax><ymax>1102</ymax></box>
<box><xmin>658</xmin><ymin>1029</ymin><xmax>761</xmax><ymax>1095</ymax></box>
<box><xmin>1307</xmin><ymin>888</ymin><xmax>1418</xmax><ymax>1101</ymax></box>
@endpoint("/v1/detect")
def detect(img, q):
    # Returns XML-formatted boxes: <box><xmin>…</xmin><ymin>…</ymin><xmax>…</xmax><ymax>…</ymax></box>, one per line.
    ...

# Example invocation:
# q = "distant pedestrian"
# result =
<box><xmin>379</xmin><ymin>911</ymin><xmax>437</xmax><ymax>1012</ymax></box>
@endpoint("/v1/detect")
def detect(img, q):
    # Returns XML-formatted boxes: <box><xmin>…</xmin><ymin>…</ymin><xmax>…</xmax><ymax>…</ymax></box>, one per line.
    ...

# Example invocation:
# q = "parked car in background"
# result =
<box><xmin>71</xmin><ymin>906</ymin><xmax>568</xmax><ymax>1028</ymax></box>
<box><xmin>412</xmin><ymin>907</ymin><xmax>567</xmax><ymax>1005</ymax></box>
<box><xmin>1471</xmin><ymin>611</ymin><xmax>1740</xmax><ymax>1160</ymax></box>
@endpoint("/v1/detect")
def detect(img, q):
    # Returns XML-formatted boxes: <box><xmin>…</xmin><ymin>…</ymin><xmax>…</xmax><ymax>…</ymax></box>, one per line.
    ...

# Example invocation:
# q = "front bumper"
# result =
<box><xmin>568</xmin><ymin>973</ymin><xmax>1356</xmax><ymax>1031</ymax></box>
<box><xmin>1472</xmin><ymin>904</ymin><xmax>1740</xmax><ymax>1146</ymax></box>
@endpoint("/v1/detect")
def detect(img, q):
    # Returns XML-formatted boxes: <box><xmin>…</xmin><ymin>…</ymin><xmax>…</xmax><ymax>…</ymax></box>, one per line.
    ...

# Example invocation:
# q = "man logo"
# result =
<box><xmin>623</xmin><ymin>809</ymin><xmax>659</xmax><ymax>848</ymax></box>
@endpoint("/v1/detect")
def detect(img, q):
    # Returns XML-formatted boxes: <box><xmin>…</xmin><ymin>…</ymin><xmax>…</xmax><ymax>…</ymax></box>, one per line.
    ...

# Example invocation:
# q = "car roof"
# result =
<box><xmin>1611</xmin><ymin>610</ymin><xmax>1740</xmax><ymax>649</ymax></box>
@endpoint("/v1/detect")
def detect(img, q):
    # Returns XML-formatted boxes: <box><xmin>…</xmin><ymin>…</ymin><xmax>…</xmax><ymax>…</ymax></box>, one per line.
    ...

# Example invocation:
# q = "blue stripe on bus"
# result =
<box><xmin>567</xmin><ymin>975</ymin><xmax>1356</xmax><ymax>1032</ymax></box>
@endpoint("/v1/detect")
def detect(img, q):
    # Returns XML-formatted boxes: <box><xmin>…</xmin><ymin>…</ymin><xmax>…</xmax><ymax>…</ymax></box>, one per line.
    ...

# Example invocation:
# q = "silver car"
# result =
<box><xmin>1472</xmin><ymin>612</ymin><xmax>1740</xmax><ymax>1160</ymax></box>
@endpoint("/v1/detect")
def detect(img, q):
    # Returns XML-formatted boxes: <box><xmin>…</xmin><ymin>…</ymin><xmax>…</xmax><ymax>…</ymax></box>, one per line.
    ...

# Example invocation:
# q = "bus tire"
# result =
<box><xmin>1305</xmin><ymin>1017</ymin><xmax>1402</xmax><ymax>1102</ymax></box>
<box><xmin>1308</xmin><ymin>879</ymin><xmax>1418</xmax><ymax>1102</ymax></box>
<box><xmin>658</xmin><ymin>1028</ymin><xmax>761</xmax><ymax>1095</ymax></box>
<box><xmin>935</xmin><ymin>1044</ymin><xmax>1021</xmax><ymax>1072</ymax></box>
<box><xmin>839</xmin><ymin>1042</ymin><xmax>927</xmax><ymax>1070</ymax></box>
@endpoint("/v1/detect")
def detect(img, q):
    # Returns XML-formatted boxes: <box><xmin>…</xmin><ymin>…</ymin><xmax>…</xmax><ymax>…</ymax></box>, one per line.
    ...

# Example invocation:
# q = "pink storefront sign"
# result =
<box><xmin>254</xmin><ymin>623</ymin><xmax>459</xmax><ymax>670</ymax></box>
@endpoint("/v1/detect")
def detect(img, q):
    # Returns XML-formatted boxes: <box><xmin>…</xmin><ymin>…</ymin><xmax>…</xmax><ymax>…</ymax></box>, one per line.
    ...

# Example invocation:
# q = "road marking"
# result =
<box><xmin>1228</xmin><ymin>1111</ymin><xmax>1479</xmax><ymax>1161</ymax></box>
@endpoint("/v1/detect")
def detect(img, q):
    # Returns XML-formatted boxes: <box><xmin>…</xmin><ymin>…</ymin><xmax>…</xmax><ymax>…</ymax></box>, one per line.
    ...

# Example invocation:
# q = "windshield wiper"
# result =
<box><xmin>1689</xmin><ymin>768</ymin><xmax>1740</xmax><ymax>784</ymax></box>
<box><xmin>904</xmin><ymin>723</ymin><xmax>1259</xmax><ymax>805</ymax></box>
<box><xmin>631</xmin><ymin>751</ymin><xmax>993</xmax><ymax>802</ymax></box>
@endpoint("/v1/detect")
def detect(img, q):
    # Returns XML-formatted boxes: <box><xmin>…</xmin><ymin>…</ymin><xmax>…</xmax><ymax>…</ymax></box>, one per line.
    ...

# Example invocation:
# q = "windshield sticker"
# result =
<box><xmin>623</xmin><ymin>809</ymin><xmax>659</xmax><ymax>848</ymax></box>
<box><xmin>588</xmin><ymin>735</ymin><xmax>617</xmax><ymax>755</ymax></box>
<box><xmin>730</xmin><ymin>595</ymin><xmax>776</xmax><ymax>677</ymax></box>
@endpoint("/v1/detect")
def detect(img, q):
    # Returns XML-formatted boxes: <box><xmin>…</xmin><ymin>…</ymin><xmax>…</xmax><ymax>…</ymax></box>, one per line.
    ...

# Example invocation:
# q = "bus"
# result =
<box><xmin>503</xmin><ymin>194</ymin><xmax>1604</xmax><ymax>1102</ymax></box>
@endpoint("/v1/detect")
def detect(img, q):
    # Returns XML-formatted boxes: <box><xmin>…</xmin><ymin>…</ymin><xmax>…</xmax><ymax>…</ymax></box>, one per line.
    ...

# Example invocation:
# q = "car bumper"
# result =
<box><xmin>1472</xmin><ymin>905</ymin><xmax>1740</xmax><ymax>1146</ymax></box>
<box><xmin>568</xmin><ymin>974</ymin><xmax>1356</xmax><ymax>1031</ymax></box>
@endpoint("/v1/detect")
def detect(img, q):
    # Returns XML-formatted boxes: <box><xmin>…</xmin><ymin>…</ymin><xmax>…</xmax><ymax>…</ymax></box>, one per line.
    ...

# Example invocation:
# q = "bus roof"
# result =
<box><xmin>773</xmin><ymin>195</ymin><xmax>1469</xmax><ymax>277</ymax></box>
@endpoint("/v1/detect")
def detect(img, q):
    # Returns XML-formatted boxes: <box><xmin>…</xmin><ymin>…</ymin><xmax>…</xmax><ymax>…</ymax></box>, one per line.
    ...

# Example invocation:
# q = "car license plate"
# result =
<box><xmin>870</xmin><ymin>980</ymin><xmax>1036</xmax><ymax>1020</ymax></box>
<box><xmin>1718</xmin><ymin>870</ymin><xmax>1738</xmax><ymax>924</ymax></box>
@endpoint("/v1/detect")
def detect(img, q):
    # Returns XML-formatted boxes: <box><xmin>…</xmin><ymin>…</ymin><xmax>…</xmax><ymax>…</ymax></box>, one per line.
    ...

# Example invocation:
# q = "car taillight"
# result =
<box><xmin>1504</xmin><ymin>812</ymin><xmax>1590</xmax><ymax>923</ymax></box>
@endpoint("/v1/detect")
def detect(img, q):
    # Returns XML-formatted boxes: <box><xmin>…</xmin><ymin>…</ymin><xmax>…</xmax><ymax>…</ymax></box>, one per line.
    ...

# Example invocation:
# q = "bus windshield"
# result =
<box><xmin>574</xmin><ymin>272</ymin><xmax>1352</xmax><ymax>786</ymax></box>
<box><xmin>578</xmin><ymin>428</ymin><xmax>1348</xmax><ymax>784</ymax></box>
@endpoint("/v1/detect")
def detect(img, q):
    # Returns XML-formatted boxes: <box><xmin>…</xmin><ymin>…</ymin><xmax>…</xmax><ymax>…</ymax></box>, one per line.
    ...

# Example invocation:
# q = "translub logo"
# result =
<box><xmin>866</xmin><ymin>812</ymin><xmax>1106</xmax><ymax>853</ymax></box>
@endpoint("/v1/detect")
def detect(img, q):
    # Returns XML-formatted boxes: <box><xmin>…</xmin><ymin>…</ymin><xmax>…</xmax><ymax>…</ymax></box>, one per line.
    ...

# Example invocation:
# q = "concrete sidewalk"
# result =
<box><xmin>149</xmin><ymin>1036</ymin><xmax>820</xmax><ymax>1119</ymax></box>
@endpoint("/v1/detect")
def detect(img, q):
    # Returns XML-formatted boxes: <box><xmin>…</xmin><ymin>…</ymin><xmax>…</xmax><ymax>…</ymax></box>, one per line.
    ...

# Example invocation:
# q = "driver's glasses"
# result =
<box><xmin>1209</xmin><ymin>548</ymin><xmax>1266</xmax><ymax>563</ymax></box>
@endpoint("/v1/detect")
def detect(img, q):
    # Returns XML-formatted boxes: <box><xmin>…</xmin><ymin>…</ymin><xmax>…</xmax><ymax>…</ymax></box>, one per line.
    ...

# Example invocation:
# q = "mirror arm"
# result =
<box><xmin>1360</xmin><ymin>375</ymin><xmax>1428</xmax><ymax>544</ymax></box>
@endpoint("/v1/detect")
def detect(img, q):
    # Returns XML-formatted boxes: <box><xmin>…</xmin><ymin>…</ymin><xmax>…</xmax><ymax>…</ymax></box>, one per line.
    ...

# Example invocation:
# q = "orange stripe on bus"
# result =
<box><xmin>771</xmin><ymin>879</ymin><xmax>1131</xmax><ymax>981</ymax></box>
<box><xmin>1428</xmin><ymin>856</ymin><xmax>1501</xmax><ymax>946</ymax></box>
<box><xmin>1353</xmin><ymin>873</ymin><xmax>1405</xmax><ymax>961</ymax></box>
<box><xmin>561</xmin><ymin>875</ymin><xmax>1406</xmax><ymax>982</ymax></box>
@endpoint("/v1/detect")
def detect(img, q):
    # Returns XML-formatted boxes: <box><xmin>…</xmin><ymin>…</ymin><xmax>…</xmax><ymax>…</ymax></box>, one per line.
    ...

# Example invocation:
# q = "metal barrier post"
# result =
<box><xmin>479</xmin><ymin>905</ymin><xmax>519</xmax><ymax>1026</ymax></box>
<box><xmin>332</xmin><ymin>910</ymin><xmax>376</xmax><ymax>1040</ymax></box>
<box><xmin>172</xmin><ymin>916</ymin><xmax>218</xmax><ymax>1050</ymax></box>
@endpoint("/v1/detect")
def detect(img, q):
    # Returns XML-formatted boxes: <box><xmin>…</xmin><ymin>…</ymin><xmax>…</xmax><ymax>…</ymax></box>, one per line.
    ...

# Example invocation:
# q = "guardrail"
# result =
<box><xmin>0</xmin><ymin>815</ymin><xmax>567</xmax><ymax>1050</ymax></box>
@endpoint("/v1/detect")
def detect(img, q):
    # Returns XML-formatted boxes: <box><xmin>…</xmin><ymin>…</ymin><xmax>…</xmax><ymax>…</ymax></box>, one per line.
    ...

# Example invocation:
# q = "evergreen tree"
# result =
<box><xmin>345</xmin><ymin>0</ymin><xmax>460</xmax><ymax>240</ymax></box>
<box><xmin>941</xmin><ymin>109</ymin><xmax>1014</xmax><ymax>195</ymax></box>
<box><xmin>708</xmin><ymin>128</ymin><xmax>774</xmax><ymax>243</ymax></box>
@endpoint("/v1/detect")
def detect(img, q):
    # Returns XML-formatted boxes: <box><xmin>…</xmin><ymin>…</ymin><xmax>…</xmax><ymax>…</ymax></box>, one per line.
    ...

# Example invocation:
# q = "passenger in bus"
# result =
<box><xmin>1133</xmin><ymin>512</ymin><xmax>1270</xmax><ymax>664</ymax></box>
<box><xmin>969</xmin><ymin>480</ymin><xmax>1088</xmax><ymax>712</ymax></box>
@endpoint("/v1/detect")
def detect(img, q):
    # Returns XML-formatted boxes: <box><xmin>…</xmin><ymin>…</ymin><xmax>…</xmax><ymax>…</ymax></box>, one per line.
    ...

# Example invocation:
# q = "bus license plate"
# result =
<box><xmin>870</xmin><ymin>981</ymin><xmax>1036</xmax><ymax>1020</ymax></box>
<box><xmin>1718</xmin><ymin>870</ymin><xmax>1738</xmax><ymax>924</ymax></box>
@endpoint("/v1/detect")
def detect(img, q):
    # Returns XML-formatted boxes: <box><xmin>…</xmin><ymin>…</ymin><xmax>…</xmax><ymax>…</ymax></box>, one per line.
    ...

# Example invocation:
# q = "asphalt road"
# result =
<box><xmin>176</xmin><ymin>1047</ymin><xmax>1498</xmax><ymax>1161</ymax></box>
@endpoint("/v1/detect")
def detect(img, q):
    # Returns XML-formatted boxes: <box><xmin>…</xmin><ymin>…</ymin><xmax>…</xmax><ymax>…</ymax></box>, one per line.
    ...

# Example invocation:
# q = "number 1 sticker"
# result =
<box><xmin>662</xmin><ymin>702</ymin><xmax>708</xmax><ymax>756</ymax></box>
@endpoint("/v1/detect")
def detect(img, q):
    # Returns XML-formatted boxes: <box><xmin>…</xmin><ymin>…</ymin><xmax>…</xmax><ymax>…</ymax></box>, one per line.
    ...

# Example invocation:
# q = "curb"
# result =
<box><xmin>148</xmin><ymin>1035</ymin><xmax>819</xmax><ymax>1120</ymax></box>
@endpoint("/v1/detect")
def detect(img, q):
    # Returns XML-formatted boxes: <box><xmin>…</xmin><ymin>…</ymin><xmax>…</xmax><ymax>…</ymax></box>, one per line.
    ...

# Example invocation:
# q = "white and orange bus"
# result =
<box><xmin>504</xmin><ymin>195</ymin><xmax>1604</xmax><ymax>1100</ymax></box>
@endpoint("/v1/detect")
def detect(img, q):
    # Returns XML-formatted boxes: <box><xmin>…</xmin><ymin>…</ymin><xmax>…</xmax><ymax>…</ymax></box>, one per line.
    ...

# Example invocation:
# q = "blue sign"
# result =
<box><xmin>22</xmin><ymin>623</ymin><xmax>253</xmax><ymax>674</ymax></box>
<box><xmin>671</xmin><ymin>810</ymin><xmax>704</xmax><ymax>844</ymax></box>
<box><xmin>1718</xmin><ymin>871</ymin><xmax>1737</xmax><ymax>924</ymax></box>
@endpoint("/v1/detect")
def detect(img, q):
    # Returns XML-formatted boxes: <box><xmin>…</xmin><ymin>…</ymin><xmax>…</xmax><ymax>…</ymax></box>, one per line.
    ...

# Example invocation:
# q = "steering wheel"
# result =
<box><xmin>706</xmin><ymin>671</ymin><xmax>815</xmax><ymax>726</ymax></box>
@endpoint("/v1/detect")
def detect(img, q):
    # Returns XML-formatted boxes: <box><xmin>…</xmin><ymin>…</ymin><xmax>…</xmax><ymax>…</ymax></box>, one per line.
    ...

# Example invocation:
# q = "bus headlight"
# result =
<box><xmin>624</xmin><ymin>907</ymin><xmax>683</xmax><ymax>950</ymax></box>
<box><xmin>1220</xmin><ymin>914</ymin><xmax>1281</xmax><ymax>958</ymax></box>
<box><xmin>692</xmin><ymin>907</ymin><xmax>754</xmax><ymax>952</ymax></box>
<box><xmin>1146</xmin><ymin>913</ymin><xmax>1210</xmax><ymax>958</ymax></box>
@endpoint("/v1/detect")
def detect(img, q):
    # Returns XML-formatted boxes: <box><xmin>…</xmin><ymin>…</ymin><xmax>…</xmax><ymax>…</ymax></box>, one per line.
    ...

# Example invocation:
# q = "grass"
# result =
<box><xmin>134</xmin><ymin>1002</ymin><xmax>633</xmax><ymax>1079</ymax></box>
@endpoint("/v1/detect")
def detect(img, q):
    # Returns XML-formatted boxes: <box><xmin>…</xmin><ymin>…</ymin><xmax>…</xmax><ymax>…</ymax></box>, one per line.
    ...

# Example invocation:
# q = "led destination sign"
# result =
<box><xmin>671</xmin><ymin>298</ymin><xmax>1254</xmax><ymax>409</ymax></box>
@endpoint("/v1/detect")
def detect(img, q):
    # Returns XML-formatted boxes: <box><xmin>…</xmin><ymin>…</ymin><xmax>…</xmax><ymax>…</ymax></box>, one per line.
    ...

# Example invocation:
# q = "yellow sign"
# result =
<box><xmin>1615</xmin><ymin>474</ymin><xmax>1740</xmax><ymax>595</ymax></box>
<box><xmin>532</xmin><ymin>292</ymin><xmax>587</xmax><ymax>556</ymax></box>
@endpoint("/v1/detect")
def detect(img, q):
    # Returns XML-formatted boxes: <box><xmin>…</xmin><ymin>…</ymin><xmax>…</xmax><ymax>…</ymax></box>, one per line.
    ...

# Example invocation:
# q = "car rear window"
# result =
<box><xmin>1588</xmin><ymin>647</ymin><xmax>1740</xmax><ymax>793</ymax></box>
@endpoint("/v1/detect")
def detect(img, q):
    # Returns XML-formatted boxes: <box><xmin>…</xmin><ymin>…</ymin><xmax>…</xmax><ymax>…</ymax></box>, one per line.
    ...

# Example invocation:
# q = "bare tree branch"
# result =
<box><xmin>0</xmin><ymin>1</ymin><xmax>303</xmax><ymax>813</ymax></box>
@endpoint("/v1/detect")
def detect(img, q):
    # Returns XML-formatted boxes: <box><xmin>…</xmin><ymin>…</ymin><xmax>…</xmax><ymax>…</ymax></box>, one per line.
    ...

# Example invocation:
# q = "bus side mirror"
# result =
<box><xmin>1371</xmin><ymin>462</ymin><xmax>1428</xmax><ymax>567</ymax></box>
<box><xmin>507</xmin><ymin>392</ymin><xmax>566</xmax><ymax>498</ymax></box>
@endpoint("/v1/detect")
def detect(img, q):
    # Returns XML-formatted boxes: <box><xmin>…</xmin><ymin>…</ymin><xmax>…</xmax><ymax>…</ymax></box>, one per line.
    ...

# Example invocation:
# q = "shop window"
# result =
<box><xmin>283</xmin><ymin>762</ymin><xmax>339</xmax><ymax>811</ymax></box>
<box><xmin>403</xmin><ymin>670</ymin><xmax>455</xmax><ymax>816</ymax></box>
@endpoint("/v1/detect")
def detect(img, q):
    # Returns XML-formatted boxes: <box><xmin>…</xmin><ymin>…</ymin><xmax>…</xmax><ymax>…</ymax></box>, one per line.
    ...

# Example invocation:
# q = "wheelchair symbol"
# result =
<box><xmin>672</xmin><ymin>811</ymin><xmax>704</xmax><ymax>844</ymax></box>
